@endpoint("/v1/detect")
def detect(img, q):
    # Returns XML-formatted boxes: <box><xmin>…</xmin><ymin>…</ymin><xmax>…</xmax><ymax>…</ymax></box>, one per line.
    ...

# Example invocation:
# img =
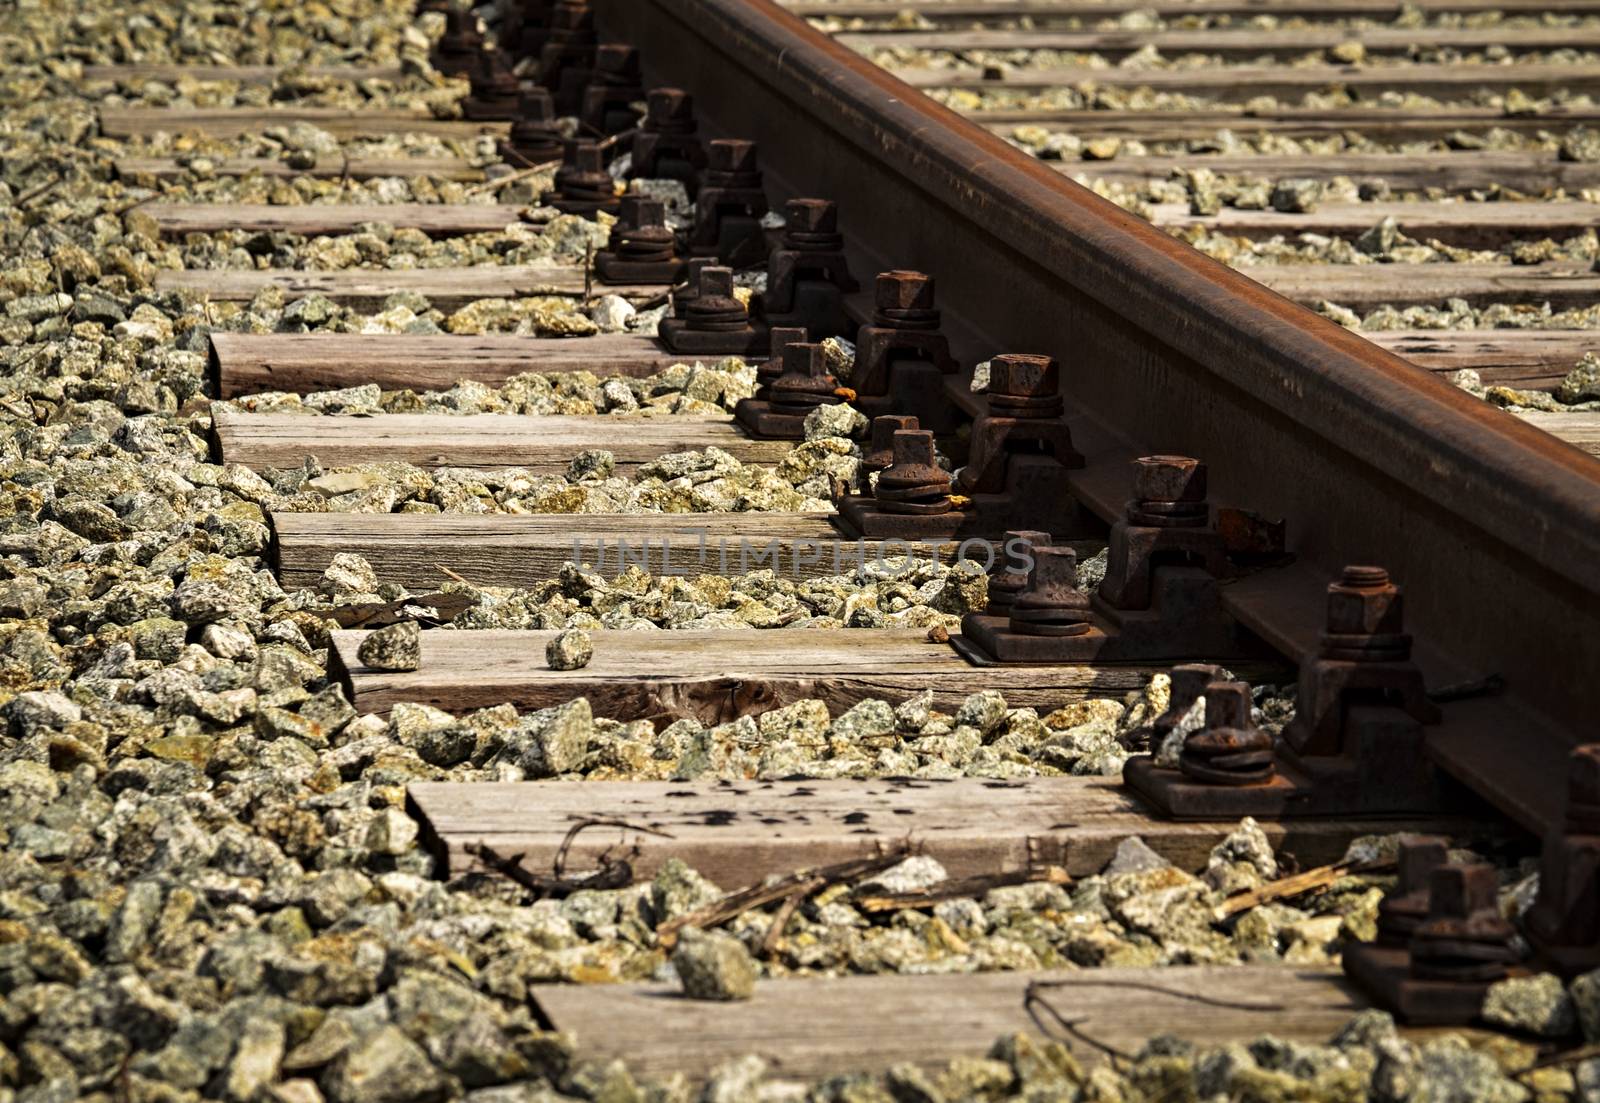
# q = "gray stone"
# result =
<box><xmin>1482</xmin><ymin>973</ymin><xmax>1578</xmax><ymax>1038</ymax></box>
<box><xmin>224</xmin><ymin>1017</ymin><xmax>287</xmax><ymax>1103</ymax></box>
<box><xmin>7</xmin><ymin>690</ymin><xmax>82</xmax><ymax>736</ymax></box>
<box><xmin>508</xmin><ymin>698</ymin><xmax>593</xmax><ymax>777</ymax></box>
<box><xmin>545</xmin><ymin>628</ymin><xmax>593</xmax><ymax>670</ymax></box>
<box><xmin>1573</xmin><ymin>968</ymin><xmax>1600</xmax><ymax>1042</ymax></box>
<box><xmin>1558</xmin><ymin>354</ymin><xmax>1600</xmax><ymax>405</ymax></box>
<box><xmin>671</xmin><ymin>928</ymin><xmax>757</xmax><ymax>1001</ymax></box>
<box><xmin>802</xmin><ymin>402</ymin><xmax>867</xmax><ymax>442</ymax></box>
<box><xmin>651</xmin><ymin>859</ymin><xmax>722</xmax><ymax>924</ymax></box>
<box><xmin>954</xmin><ymin>690</ymin><xmax>1008</xmax><ymax>735</ymax></box>
<box><xmin>859</xmin><ymin>855</ymin><xmax>948</xmax><ymax>896</ymax></box>
<box><xmin>356</xmin><ymin>622</ymin><xmax>421</xmax><ymax>672</ymax></box>
<box><xmin>321</xmin><ymin>1027</ymin><xmax>453</xmax><ymax>1103</ymax></box>
<box><xmin>1103</xmin><ymin>836</ymin><xmax>1171</xmax><ymax>878</ymax></box>
<box><xmin>1270</xmin><ymin>178</ymin><xmax>1323</xmax><ymax>213</ymax></box>
<box><xmin>302</xmin><ymin>869</ymin><xmax>375</xmax><ymax>928</ymax></box>
<box><xmin>565</xmin><ymin>450</ymin><xmax>614</xmax><ymax>482</ymax></box>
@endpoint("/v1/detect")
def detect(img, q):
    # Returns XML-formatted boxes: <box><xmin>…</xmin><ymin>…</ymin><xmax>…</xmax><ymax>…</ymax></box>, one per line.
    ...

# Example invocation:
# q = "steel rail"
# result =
<box><xmin>594</xmin><ymin>0</ymin><xmax>1600</xmax><ymax>831</ymax></box>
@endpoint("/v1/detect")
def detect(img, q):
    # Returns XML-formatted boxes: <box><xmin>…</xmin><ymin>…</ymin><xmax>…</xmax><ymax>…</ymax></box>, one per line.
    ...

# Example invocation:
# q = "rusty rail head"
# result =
<box><xmin>594</xmin><ymin>0</ymin><xmax>1600</xmax><ymax>770</ymax></box>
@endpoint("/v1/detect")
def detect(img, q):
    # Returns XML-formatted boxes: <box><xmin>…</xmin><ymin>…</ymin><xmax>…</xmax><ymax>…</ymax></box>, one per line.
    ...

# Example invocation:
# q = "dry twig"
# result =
<box><xmin>657</xmin><ymin>842</ymin><xmax>915</xmax><ymax>949</ymax></box>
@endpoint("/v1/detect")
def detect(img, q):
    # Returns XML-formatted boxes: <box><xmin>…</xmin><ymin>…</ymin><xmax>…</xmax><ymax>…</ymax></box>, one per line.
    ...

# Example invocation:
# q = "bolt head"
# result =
<box><xmin>565</xmin><ymin>140</ymin><xmax>604</xmax><ymax>173</ymax></box>
<box><xmin>1203</xmin><ymin>681</ymin><xmax>1252</xmax><ymax>730</ymax></box>
<box><xmin>1169</xmin><ymin>663</ymin><xmax>1226</xmax><ymax>706</ymax></box>
<box><xmin>1325</xmin><ymin>567</ymin><xmax>1403</xmax><ymax>635</ymax></box>
<box><xmin>891</xmin><ymin>430</ymin><xmax>938</xmax><ymax>466</ymax></box>
<box><xmin>767</xmin><ymin>327</ymin><xmax>808</xmax><ymax>358</ymax></box>
<box><xmin>869</xmin><ymin>414</ymin><xmax>918</xmax><ymax>448</ymax></box>
<box><xmin>697</xmin><ymin>266</ymin><xmax>735</xmax><ymax>298</ymax></box>
<box><xmin>647</xmin><ymin>87</ymin><xmax>693</xmax><ymax>123</ymax></box>
<box><xmin>1001</xmin><ymin>530</ymin><xmax>1050</xmax><ymax>573</ymax></box>
<box><xmin>988</xmin><ymin>354</ymin><xmax>1057</xmax><ymax>399</ymax></box>
<box><xmin>1570</xmin><ymin>745</ymin><xmax>1600</xmax><ymax>807</ymax></box>
<box><xmin>708</xmin><ymin>139</ymin><xmax>757</xmax><ymax>172</ymax></box>
<box><xmin>1024</xmin><ymin>544</ymin><xmax>1076</xmax><ymax>589</ymax></box>
<box><xmin>1133</xmin><ymin>455</ymin><xmax>1206</xmax><ymax>503</ymax></box>
<box><xmin>784</xmin><ymin>198</ymin><xmax>836</xmax><ymax>233</ymax></box>
<box><xmin>619</xmin><ymin>194</ymin><xmax>665</xmax><ymax>228</ymax></box>
<box><xmin>875</xmin><ymin>270</ymin><xmax>934</xmax><ymax>311</ymax></box>
<box><xmin>1396</xmin><ymin>835</ymin><xmax>1449</xmax><ymax>894</ymax></box>
<box><xmin>782</xmin><ymin>342</ymin><xmax>825</xmax><ymax>377</ymax></box>
<box><xmin>518</xmin><ymin>88</ymin><xmax>554</xmax><ymax>120</ymax></box>
<box><xmin>1428</xmin><ymin>864</ymin><xmax>1497</xmax><ymax>918</ymax></box>
<box><xmin>595</xmin><ymin>43</ymin><xmax>637</xmax><ymax>73</ymax></box>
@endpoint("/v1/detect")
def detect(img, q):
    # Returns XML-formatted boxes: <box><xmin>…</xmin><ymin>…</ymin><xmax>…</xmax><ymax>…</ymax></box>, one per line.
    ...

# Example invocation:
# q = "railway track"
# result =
<box><xmin>4</xmin><ymin>0</ymin><xmax>1600</xmax><ymax>1095</ymax></box>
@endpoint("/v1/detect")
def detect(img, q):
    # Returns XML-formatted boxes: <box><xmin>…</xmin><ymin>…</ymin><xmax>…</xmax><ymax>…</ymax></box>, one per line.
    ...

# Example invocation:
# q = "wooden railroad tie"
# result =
<box><xmin>155</xmin><ymin>265</ymin><xmax>663</xmax><ymax>310</ymax></box>
<box><xmin>99</xmin><ymin>106</ymin><xmax>510</xmax><ymax>141</ymax></box>
<box><xmin>326</xmin><ymin>626</ymin><xmax>1286</xmax><ymax>720</ymax></box>
<box><xmin>408</xmin><ymin>774</ymin><xmax>1476</xmax><ymax>884</ymax></box>
<box><xmin>901</xmin><ymin>62</ymin><xmax>1600</xmax><ymax>99</ymax></box>
<box><xmin>208</xmin><ymin>332</ymin><xmax>680</xmax><ymax>397</ymax></box>
<box><xmin>850</xmin><ymin>26</ymin><xmax>1600</xmax><ymax>59</ymax></box>
<box><xmin>1060</xmin><ymin>151</ymin><xmax>1600</xmax><ymax>196</ymax></box>
<box><xmin>269</xmin><ymin>512</ymin><xmax>969</xmax><ymax>591</ymax></box>
<box><xmin>208</xmin><ymin>407</ymin><xmax>793</xmax><ymax>471</ymax></box>
<box><xmin>140</xmin><ymin>203</ymin><xmax>534</xmax><ymax>238</ymax></box>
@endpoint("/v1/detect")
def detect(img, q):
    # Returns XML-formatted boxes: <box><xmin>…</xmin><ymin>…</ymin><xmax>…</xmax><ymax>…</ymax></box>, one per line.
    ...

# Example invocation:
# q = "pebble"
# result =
<box><xmin>672</xmin><ymin>928</ymin><xmax>758</xmax><ymax>1001</ymax></box>
<box><xmin>1483</xmin><ymin>974</ymin><xmax>1579</xmax><ymax>1038</ymax></box>
<box><xmin>545</xmin><ymin>627</ymin><xmax>594</xmax><ymax>670</ymax></box>
<box><xmin>356</xmin><ymin>622</ymin><xmax>422</xmax><ymax>672</ymax></box>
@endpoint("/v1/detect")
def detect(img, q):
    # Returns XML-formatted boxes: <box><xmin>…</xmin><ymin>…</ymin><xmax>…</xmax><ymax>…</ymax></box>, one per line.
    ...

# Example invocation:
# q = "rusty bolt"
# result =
<box><xmin>781</xmin><ymin>341</ymin><xmax>827</xmax><ymax>379</ymax></box>
<box><xmin>1133</xmin><ymin>455</ymin><xmax>1207</xmax><ymax>503</ymax></box>
<box><xmin>594</xmin><ymin>43</ymin><xmax>637</xmax><ymax>75</ymax></box>
<box><xmin>566</xmin><ymin>141</ymin><xmax>605</xmax><ymax>174</ymax></box>
<box><xmin>1428</xmin><ymin>863</ymin><xmax>1499</xmax><ymax>920</ymax></box>
<box><xmin>1325</xmin><ymin>565</ymin><xmax>1404</xmax><ymax>637</ymax></box>
<box><xmin>875</xmin><ymin>270</ymin><xmax>935</xmax><ymax>312</ymax></box>
<box><xmin>891</xmin><ymin>430</ymin><xmax>940</xmax><ymax>469</ymax></box>
<box><xmin>768</xmin><ymin>327</ymin><xmax>809</xmax><ymax>359</ymax></box>
<box><xmin>647</xmin><ymin>87</ymin><xmax>694</xmax><ymax>125</ymax></box>
<box><xmin>707</xmin><ymin>139</ymin><xmax>757</xmax><ymax>173</ymax></box>
<box><xmin>518</xmin><ymin>88</ymin><xmax>555</xmax><ymax>121</ymax></box>
<box><xmin>618</xmin><ymin>194</ymin><xmax>666</xmax><ymax>229</ymax></box>
<box><xmin>1000</xmin><ymin>530</ymin><xmax>1051</xmax><ymax>576</ymax></box>
<box><xmin>988</xmin><ymin>354</ymin><xmax>1057</xmax><ymax>399</ymax></box>
<box><xmin>1396</xmin><ymin>835</ymin><xmax>1450</xmax><ymax>896</ymax></box>
<box><xmin>784</xmin><ymin>198</ymin><xmax>836</xmax><ymax>234</ymax></box>
<box><xmin>696</xmin><ymin>266</ymin><xmax>736</xmax><ymax>300</ymax></box>
<box><xmin>1566</xmin><ymin>745</ymin><xmax>1600</xmax><ymax>833</ymax></box>
<box><xmin>548</xmin><ymin>1</ymin><xmax>591</xmax><ymax>31</ymax></box>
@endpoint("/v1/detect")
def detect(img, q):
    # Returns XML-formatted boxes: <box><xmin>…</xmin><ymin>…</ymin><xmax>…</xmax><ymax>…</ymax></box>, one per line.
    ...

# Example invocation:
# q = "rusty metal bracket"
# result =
<box><xmin>1524</xmin><ymin>745</ymin><xmax>1600</xmax><ymax>976</ymax></box>
<box><xmin>734</xmin><ymin>341</ymin><xmax>841</xmax><ymax>438</ymax></box>
<box><xmin>580</xmin><ymin>43</ymin><xmax>644</xmax><ymax>136</ymax></box>
<box><xmin>659</xmin><ymin>266</ymin><xmax>767</xmax><ymax>356</ymax></box>
<box><xmin>1124</xmin><ymin>564</ymin><xmax>1458</xmax><ymax>819</ymax></box>
<box><xmin>850</xmin><ymin>270</ymin><xmax>961</xmax><ymax>433</ymax></box>
<box><xmin>542</xmin><ymin>140</ymin><xmax>620</xmax><ymax>217</ymax></box>
<box><xmin>595</xmin><ymin>195</ymin><xmax>685</xmax><ymax>285</ymax></box>
<box><xmin>756</xmin><ymin>199</ymin><xmax>859</xmax><ymax>339</ymax></box>
<box><xmin>629</xmin><ymin>88</ymin><xmax>707</xmax><ymax>197</ymax></box>
<box><xmin>1344</xmin><ymin>851</ymin><xmax>1521</xmax><ymax>1024</ymax></box>
<box><xmin>837</xmin><ymin>357</ymin><xmax>1087</xmax><ymax>540</ymax></box>
<box><xmin>691</xmin><ymin>139</ymin><xmax>770</xmax><ymax>267</ymax></box>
